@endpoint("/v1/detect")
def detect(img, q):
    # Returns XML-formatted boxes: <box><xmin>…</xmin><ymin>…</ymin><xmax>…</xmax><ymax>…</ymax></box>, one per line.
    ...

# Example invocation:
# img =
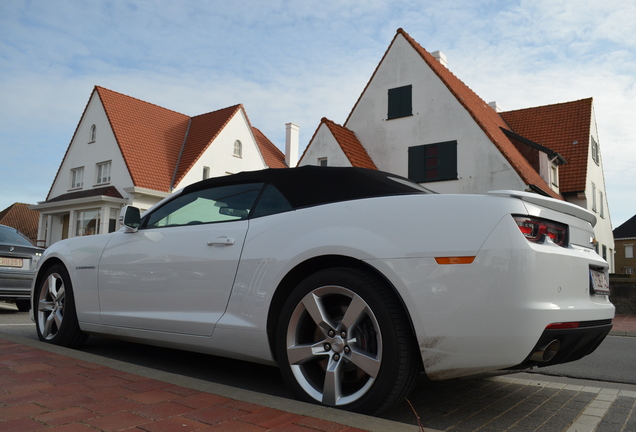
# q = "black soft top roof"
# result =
<box><xmin>183</xmin><ymin>166</ymin><xmax>429</xmax><ymax>209</ymax></box>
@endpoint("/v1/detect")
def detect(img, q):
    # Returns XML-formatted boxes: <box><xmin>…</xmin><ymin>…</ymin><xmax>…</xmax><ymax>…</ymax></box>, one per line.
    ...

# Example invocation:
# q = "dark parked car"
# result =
<box><xmin>0</xmin><ymin>224</ymin><xmax>44</xmax><ymax>311</ymax></box>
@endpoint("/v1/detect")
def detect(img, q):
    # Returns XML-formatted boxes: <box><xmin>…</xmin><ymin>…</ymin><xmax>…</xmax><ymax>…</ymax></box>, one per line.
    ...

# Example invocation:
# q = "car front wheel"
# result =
<box><xmin>276</xmin><ymin>267</ymin><xmax>420</xmax><ymax>414</ymax></box>
<box><xmin>34</xmin><ymin>264</ymin><xmax>87</xmax><ymax>348</ymax></box>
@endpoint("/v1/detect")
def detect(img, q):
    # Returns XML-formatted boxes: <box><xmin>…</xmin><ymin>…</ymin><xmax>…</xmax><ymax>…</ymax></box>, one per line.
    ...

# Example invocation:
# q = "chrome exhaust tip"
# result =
<box><xmin>530</xmin><ymin>339</ymin><xmax>560</xmax><ymax>363</ymax></box>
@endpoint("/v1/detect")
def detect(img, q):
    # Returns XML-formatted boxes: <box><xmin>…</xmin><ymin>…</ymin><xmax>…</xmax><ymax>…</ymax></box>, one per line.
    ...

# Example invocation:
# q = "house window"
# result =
<box><xmin>108</xmin><ymin>208</ymin><xmax>119</xmax><ymax>233</ymax></box>
<box><xmin>387</xmin><ymin>85</ymin><xmax>412</xmax><ymax>120</ymax></box>
<box><xmin>602</xmin><ymin>245</ymin><xmax>607</xmax><ymax>261</ymax></box>
<box><xmin>626</xmin><ymin>267</ymin><xmax>634</xmax><ymax>275</ymax></box>
<box><xmin>626</xmin><ymin>244</ymin><xmax>634</xmax><ymax>259</ymax></box>
<box><xmin>408</xmin><ymin>141</ymin><xmax>458</xmax><ymax>183</ymax></box>
<box><xmin>233</xmin><ymin>140</ymin><xmax>242</xmax><ymax>158</ymax></box>
<box><xmin>551</xmin><ymin>164</ymin><xmax>559</xmax><ymax>187</ymax></box>
<box><xmin>203</xmin><ymin>166</ymin><xmax>210</xmax><ymax>180</ymax></box>
<box><xmin>591</xmin><ymin>136</ymin><xmax>599</xmax><ymax>165</ymax></box>
<box><xmin>591</xmin><ymin>182</ymin><xmax>597</xmax><ymax>212</ymax></box>
<box><xmin>75</xmin><ymin>209</ymin><xmax>100</xmax><ymax>236</ymax></box>
<box><xmin>599</xmin><ymin>191</ymin><xmax>604</xmax><ymax>218</ymax></box>
<box><xmin>89</xmin><ymin>124</ymin><xmax>96</xmax><ymax>143</ymax></box>
<box><xmin>318</xmin><ymin>157</ymin><xmax>328</xmax><ymax>167</ymax></box>
<box><xmin>96</xmin><ymin>161</ymin><xmax>111</xmax><ymax>184</ymax></box>
<box><xmin>71</xmin><ymin>167</ymin><xmax>84</xmax><ymax>189</ymax></box>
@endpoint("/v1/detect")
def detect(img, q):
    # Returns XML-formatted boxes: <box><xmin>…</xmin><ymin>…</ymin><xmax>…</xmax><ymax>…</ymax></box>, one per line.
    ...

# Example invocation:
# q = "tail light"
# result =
<box><xmin>513</xmin><ymin>216</ymin><xmax>568</xmax><ymax>247</ymax></box>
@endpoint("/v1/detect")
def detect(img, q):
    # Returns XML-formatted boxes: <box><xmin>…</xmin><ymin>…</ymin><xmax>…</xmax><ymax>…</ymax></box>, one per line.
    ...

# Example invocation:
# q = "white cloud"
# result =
<box><xmin>0</xmin><ymin>0</ymin><xmax>634</xmax><ymax>226</ymax></box>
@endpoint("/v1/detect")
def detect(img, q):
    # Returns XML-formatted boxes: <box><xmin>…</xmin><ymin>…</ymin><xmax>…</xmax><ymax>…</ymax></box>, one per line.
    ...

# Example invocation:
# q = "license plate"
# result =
<box><xmin>0</xmin><ymin>257</ymin><xmax>23</xmax><ymax>268</ymax></box>
<box><xmin>590</xmin><ymin>269</ymin><xmax>609</xmax><ymax>295</ymax></box>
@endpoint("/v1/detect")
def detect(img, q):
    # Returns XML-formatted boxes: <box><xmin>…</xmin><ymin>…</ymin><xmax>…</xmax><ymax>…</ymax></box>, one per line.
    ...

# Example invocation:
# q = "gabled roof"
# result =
<box><xmin>320</xmin><ymin>118</ymin><xmax>377</xmax><ymax>169</ymax></box>
<box><xmin>0</xmin><ymin>203</ymin><xmax>40</xmax><ymax>242</ymax></box>
<box><xmin>345</xmin><ymin>28</ymin><xmax>561</xmax><ymax>200</ymax></box>
<box><xmin>97</xmin><ymin>86</ymin><xmax>190</xmax><ymax>192</ymax></box>
<box><xmin>614</xmin><ymin>214</ymin><xmax>636</xmax><ymax>239</ymax></box>
<box><xmin>171</xmin><ymin>104</ymin><xmax>244</xmax><ymax>186</ymax></box>
<box><xmin>501</xmin><ymin>98</ymin><xmax>593</xmax><ymax>194</ymax></box>
<box><xmin>47</xmin><ymin>86</ymin><xmax>282</xmax><ymax>201</ymax></box>
<box><xmin>252</xmin><ymin>127</ymin><xmax>287</xmax><ymax>168</ymax></box>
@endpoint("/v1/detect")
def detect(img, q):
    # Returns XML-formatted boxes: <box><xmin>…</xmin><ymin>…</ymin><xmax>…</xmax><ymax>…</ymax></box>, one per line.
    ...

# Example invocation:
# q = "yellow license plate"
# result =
<box><xmin>0</xmin><ymin>257</ymin><xmax>23</xmax><ymax>267</ymax></box>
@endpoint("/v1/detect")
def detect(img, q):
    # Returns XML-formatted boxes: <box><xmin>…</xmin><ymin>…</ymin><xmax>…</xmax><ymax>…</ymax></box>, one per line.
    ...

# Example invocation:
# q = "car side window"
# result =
<box><xmin>251</xmin><ymin>185</ymin><xmax>293</xmax><ymax>218</ymax></box>
<box><xmin>144</xmin><ymin>183</ymin><xmax>264</xmax><ymax>228</ymax></box>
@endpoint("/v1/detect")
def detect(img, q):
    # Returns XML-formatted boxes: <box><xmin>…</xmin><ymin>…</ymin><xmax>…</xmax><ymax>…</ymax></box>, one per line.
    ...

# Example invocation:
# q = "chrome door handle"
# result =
<box><xmin>207</xmin><ymin>237</ymin><xmax>235</xmax><ymax>246</ymax></box>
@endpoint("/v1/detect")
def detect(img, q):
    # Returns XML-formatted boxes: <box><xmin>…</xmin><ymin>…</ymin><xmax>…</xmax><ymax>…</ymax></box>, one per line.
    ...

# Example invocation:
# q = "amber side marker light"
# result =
<box><xmin>435</xmin><ymin>256</ymin><xmax>476</xmax><ymax>265</ymax></box>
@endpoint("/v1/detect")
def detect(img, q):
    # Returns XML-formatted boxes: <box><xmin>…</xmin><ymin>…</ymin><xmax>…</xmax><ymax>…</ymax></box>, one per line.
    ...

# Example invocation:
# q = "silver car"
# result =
<box><xmin>0</xmin><ymin>224</ymin><xmax>44</xmax><ymax>311</ymax></box>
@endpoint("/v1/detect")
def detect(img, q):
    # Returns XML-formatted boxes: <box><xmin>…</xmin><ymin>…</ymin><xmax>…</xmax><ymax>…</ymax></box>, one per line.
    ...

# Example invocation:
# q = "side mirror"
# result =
<box><xmin>119</xmin><ymin>206</ymin><xmax>141</xmax><ymax>233</ymax></box>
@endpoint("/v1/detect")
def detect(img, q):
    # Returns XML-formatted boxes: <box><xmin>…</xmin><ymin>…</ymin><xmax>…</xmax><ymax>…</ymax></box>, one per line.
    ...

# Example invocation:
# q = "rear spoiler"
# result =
<box><xmin>488</xmin><ymin>190</ymin><xmax>597</xmax><ymax>227</ymax></box>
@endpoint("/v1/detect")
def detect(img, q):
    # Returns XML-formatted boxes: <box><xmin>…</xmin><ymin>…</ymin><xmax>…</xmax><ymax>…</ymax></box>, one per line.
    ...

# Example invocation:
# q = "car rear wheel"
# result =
<box><xmin>276</xmin><ymin>267</ymin><xmax>420</xmax><ymax>414</ymax></box>
<box><xmin>34</xmin><ymin>264</ymin><xmax>87</xmax><ymax>348</ymax></box>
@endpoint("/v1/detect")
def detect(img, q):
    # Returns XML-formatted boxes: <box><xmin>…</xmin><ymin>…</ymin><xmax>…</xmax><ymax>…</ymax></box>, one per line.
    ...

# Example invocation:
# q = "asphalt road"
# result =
<box><xmin>2</xmin><ymin>303</ymin><xmax>635</xmax><ymax>431</ymax></box>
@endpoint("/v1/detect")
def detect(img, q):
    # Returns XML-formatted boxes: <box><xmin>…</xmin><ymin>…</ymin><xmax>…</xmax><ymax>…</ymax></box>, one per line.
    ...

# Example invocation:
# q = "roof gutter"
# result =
<box><xmin>170</xmin><ymin>118</ymin><xmax>192</xmax><ymax>191</ymax></box>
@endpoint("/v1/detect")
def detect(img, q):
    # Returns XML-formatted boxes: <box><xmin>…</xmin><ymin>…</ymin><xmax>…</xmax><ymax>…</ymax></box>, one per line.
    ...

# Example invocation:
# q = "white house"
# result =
<box><xmin>299</xmin><ymin>28</ymin><xmax>614</xmax><ymax>271</ymax></box>
<box><xmin>32</xmin><ymin>86</ymin><xmax>290</xmax><ymax>247</ymax></box>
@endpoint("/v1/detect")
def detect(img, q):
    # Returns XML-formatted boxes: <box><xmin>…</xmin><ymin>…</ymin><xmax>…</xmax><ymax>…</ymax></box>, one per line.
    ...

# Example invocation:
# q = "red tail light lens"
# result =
<box><xmin>513</xmin><ymin>216</ymin><xmax>568</xmax><ymax>247</ymax></box>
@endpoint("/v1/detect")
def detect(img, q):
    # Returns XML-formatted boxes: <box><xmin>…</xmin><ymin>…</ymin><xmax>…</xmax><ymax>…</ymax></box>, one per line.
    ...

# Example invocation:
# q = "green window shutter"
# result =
<box><xmin>388</xmin><ymin>85</ymin><xmax>412</xmax><ymax>119</ymax></box>
<box><xmin>408</xmin><ymin>141</ymin><xmax>457</xmax><ymax>183</ymax></box>
<box><xmin>438</xmin><ymin>141</ymin><xmax>457</xmax><ymax>181</ymax></box>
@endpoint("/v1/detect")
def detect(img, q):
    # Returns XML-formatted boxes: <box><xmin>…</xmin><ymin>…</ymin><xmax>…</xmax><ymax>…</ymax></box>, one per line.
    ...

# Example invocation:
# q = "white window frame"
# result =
<box><xmin>626</xmin><ymin>244</ymin><xmax>634</xmax><ymax>259</ymax></box>
<box><xmin>71</xmin><ymin>167</ymin><xmax>84</xmax><ymax>189</ymax></box>
<box><xmin>75</xmin><ymin>209</ymin><xmax>101</xmax><ymax>236</ymax></box>
<box><xmin>96</xmin><ymin>161</ymin><xmax>111</xmax><ymax>184</ymax></box>
<box><xmin>318</xmin><ymin>157</ymin><xmax>328</xmax><ymax>167</ymax></box>
<box><xmin>591</xmin><ymin>182</ymin><xmax>597</xmax><ymax>212</ymax></box>
<box><xmin>89</xmin><ymin>124</ymin><xmax>96</xmax><ymax>143</ymax></box>
<box><xmin>203</xmin><ymin>166</ymin><xmax>210</xmax><ymax>180</ymax></box>
<box><xmin>591</xmin><ymin>136</ymin><xmax>599</xmax><ymax>165</ymax></box>
<box><xmin>599</xmin><ymin>191</ymin><xmax>604</xmax><ymax>218</ymax></box>
<box><xmin>233</xmin><ymin>140</ymin><xmax>242</xmax><ymax>158</ymax></box>
<box><xmin>550</xmin><ymin>164</ymin><xmax>559</xmax><ymax>187</ymax></box>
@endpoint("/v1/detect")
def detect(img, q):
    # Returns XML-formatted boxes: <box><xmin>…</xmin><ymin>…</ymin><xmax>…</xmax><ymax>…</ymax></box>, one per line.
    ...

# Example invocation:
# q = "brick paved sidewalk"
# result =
<box><xmin>610</xmin><ymin>314</ymin><xmax>636</xmax><ymax>336</ymax></box>
<box><xmin>0</xmin><ymin>337</ymin><xmax>418</xmax><ymax>432</ymax></box>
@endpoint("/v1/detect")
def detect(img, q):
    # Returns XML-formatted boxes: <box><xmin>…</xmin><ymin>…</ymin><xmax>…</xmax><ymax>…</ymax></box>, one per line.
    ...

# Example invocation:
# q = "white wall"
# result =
<box><xmin>48</xmin><ymin>91</ymin><xmax>133</xmax><ymax>200</ymax></box>
<box><xmin>174</xmin><ymin>110</ymin><xmax>267</xmax><ymax>190</ymax></box>
<box><xmin>299</xmin><ymin>123</ymin><xmax>353</xmax><ymax>167</ymax></box>
<box><xmin>343</xmin><ymin>34</ymin><xmax>526</xmax><ymax>194</ymax></box>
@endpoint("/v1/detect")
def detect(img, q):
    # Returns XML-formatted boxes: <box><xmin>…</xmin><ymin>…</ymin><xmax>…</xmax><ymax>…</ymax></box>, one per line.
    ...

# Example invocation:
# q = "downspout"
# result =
<box><xmin>170</xmin><ymin>118</ymin><xmax>192</xmax><ymax>192</ymax></box>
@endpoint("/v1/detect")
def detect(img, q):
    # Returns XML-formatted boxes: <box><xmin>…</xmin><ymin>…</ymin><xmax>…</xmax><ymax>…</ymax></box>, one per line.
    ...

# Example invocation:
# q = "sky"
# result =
<box><xmin>1</xmin><ymin>0</ymin><xmax>634</xmax><ymax>228</ymax></box>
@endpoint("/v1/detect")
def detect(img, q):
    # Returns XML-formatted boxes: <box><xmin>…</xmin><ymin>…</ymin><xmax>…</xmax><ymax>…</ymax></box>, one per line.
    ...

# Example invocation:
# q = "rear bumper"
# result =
<box><xmin>506</xmin><ymin>319</ymin><xmax>613</xmax><ymax>370</ymax></box>
<box><xmin>0</xmin><ymin>271</ymin><xmax>34</xmax><ymax>299</ymax></box>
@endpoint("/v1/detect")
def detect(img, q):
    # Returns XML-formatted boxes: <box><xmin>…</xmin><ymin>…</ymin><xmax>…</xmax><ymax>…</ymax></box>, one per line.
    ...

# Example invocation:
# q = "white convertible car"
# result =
<box><xmin>31</xmin><ymin>166</ymin><xmax>614</xmax><ymax>414</ymax></box>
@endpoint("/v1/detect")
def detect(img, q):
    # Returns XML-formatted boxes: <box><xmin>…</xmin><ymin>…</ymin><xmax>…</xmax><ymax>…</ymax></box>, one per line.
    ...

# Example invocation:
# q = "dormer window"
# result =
<box><xmin>89</xmin><ymin>124</ymin><xmax>96</xmax><ymax>143</ymax></box>
<box><xmin>551</xmin><ymin>164</ymin><xmax>559</xmax><ymax>187</ymax></box>
<box><xmin>233</xmin><ymin>140</ymin><xmax>242</xmax><ymax>158</ymax></box>
<box><xmin>96</xmin><ymin>161</ymin><xmax>111</xmax><ymax>184</ymax></box>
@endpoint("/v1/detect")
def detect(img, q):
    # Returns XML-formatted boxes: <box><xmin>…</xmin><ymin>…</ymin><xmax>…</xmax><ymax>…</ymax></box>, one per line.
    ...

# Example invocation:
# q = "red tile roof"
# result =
<box><xmin>0</xmin><ymin>203</ymin><xmax>40</xmax><ymax>243</ymax></box>
<box><xmin>171</xmin><ymin>105</ymin><xmax>243</xmax><ymax>185</ymax></box>
<box><xmin>47</xmin><ymin>87</ymin><xmax>281</xmax><ymax>201</ymax></box>
<box><xmin>345</xmin><ymin>29</ymin><xmax>561</xmax><ymax>200</ymax></box>
<box><xmin>97</xmin><ymin>86</ymin><xmax>190</xmax><ymax>192</ymax></box>
<box><xmin>321</xmin><ymin>118</ymin><xmax>377</xmax><ymax>169</ymax></box>
<box><xmin>501</xmin><ymin>98</ymin><xmax>593</xmax><ymax>194</ymax></box>
<box><xmin>252</xmin><ymin>127</ymin><xmax>287</xmax><ymax>168</ymax></box>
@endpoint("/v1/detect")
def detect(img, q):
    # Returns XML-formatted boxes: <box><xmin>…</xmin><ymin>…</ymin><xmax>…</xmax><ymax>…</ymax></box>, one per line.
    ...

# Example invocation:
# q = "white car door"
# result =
<box><xmin>97</xmin><ymin>183</ymin><xmax>263</xmax><ymax>336</ymax></box>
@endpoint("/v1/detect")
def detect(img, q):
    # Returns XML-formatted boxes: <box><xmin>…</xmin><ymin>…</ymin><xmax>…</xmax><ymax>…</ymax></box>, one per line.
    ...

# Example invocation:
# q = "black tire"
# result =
<box><xmin>15</xmin><ymin>299</ymin><xmax>31</xmax><ymax>312</ymax></box>
<box><xmin>276</xmin><ymin>267</ymin><xmax>420</xmax><ymax>414</ymax></box>
<box><xmin>33</xmin><ymin>264</ymin><xmax>88</xmax><ymax>348</ymax></box>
